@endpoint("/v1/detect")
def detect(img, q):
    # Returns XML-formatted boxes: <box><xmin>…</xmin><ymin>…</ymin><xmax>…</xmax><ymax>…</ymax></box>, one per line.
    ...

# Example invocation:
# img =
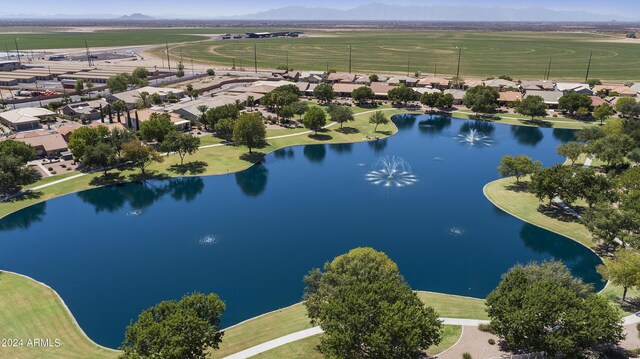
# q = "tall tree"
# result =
<box><xmin>160</xmin><ymin>132</ymin><xmax>201</xmax><ymax>165</ymax></box>
<box><xmin>302</xmin><ymin>107</ymin><xmax>327</xmax><ymax>135</ymax></box>
<box><xmin>351</xmin><ymin>86</ymin><xmax>375</xmax><ymax>105</ymax></box>
<box><xmin>515</xmin><ymin>96</ymin><xmax>548</xmax><ymax>120</ymax></box>
<box><xmin>556</xmin><ymin>141</ymin><xmax>584</xmax><ymax>165</ymax></box>
<box><xmin>82</xmin><ymin>142</ymin><xmax>118</xmax><ymax>175</ymax></box>
<box><xmin>304</xmin><ymin>248</ymin><xmax>443</xmax><ymax>359</ymax></box>
<box><xmin>615</xmin><ymin>97</ymin><xmax>640</xmax><ymax>119</ymax></box>
<box><xmin>313</xmin><ymin>83</ymin><xmax>335</xmax><ymax>104</ymax></box>
<box><xmin>558</xmin><ymin>92</ymin><xmax>592</xmax><ymax>115</ymax></box>
<box><xmin>369</xmin><ymin>111</ymin><xmax>390</xmax><ymax>132</ymax></box>
<box><xmin>388</xmin><ymin>85</ymin><xmax>418</xmax><ymax>106</ymax></box>
<box><xmin>139</xmin><ymin>113</ymin><xmax>176</xmax><ymax>143</ymax></box>
<box><xmin>497</xmin><ymin>155</ymin><xmax>542</xmax><ymax>183</ymax></box>
<box><xmin>598</xmin><ymin>249</ymin><xmax>640</xmax><ymax>302</ymax></box>
<box><xmin>232</xmin><ymin>113</ymin><xmax>266</xmax><ymax>154</ymax></box>
<box><xmin>486</xmin><ymin>261</ymin><xmax>624</xmax><ymax>357</ymax></box>
<box><xmin>462</xmin><ymin>86</ymin><xmax>499</xmax><ymax>114</ymax></box>
<box><xmin>0</xmin><ymin>140</ymin><xmax>37</xmax><ymax>195</ymax></box>
<box><xmin>327</xmin><ymin>105</ymin><xmax>354</xmax><ymax>129</ymax></box>
<box><xmin>593</xmin><ymin>103</ymin><xmax>614</xmax><ymax>125</ymax></box>
<box><xmin>122</xmin><ymin>140</ymin><xmax>163</xmax><ymax>175</ymax></box>
<box><xmin>121</xmin><ymin>292</ymin><xmax>225</xmax><ymax>359</ymax></box>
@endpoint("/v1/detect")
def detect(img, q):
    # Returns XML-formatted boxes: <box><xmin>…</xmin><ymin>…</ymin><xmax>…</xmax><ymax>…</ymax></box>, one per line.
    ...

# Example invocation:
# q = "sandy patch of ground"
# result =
<box><xmin>587</xmin><ymin>37</ymin><xmax>640</xmax><ymax>44</ymax></box>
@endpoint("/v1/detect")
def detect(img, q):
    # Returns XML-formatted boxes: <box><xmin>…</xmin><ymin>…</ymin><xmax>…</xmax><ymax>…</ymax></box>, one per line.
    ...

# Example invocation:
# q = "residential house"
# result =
<box><xmin>137</xmin><ymin>109</ymin><xmax>191</xmax><ymax>131</ymax></box>
<box><xmin>593</xmin><ymin>85</ymin><xmax>637</xmax><ymax>97</ymax></box>
<box><xmin>555</xmin><ymin>83</ymin><xmax>593</xmax><ymax>95</ymax></box>
<box><xmin>418</xmin><ymin>76</ymin><xmax>450</xmax><ymax>89</ymax></box>
<box><xmin>520</xmin><ymin>80</ymin><xmax>556</xmax><ymax>91</ymax></box>
<box><xmin>333</xmin><ymin>83</ymin><xmax>363</xmax><ymax>97</ymax></box>
<box><xmin>524</xmin><ymin>90</ymin><xmax>564</xmax><ymax>108</ymax></box>
<box><xmin>498</xmin><ymin>91</ymin><xmax>523</xmax><ymax>106</ymax></box>
<box><xmin>0</xmin><ymin>107</ymin><xmax>55</xmax><ymax>131</ymax></box>
<box><xmin>326</xmin><ymin>72</ymin><xmax>357</xmax><ymax>84</ymax></box>
<box><xmin>443</xmin><ymin>89</ymin><xmax>466</xmax><ymax>105</ymax></box>
<box><xmin>11</xmin><ymin>130</ymin><xmax>68</xmax><ymax>158</ymax></box>
<box><xmin>484</xmin><ymin>79</ymin><xmax>518</xmax><ymax>92</ymax></box>
<box><xmin>370</xmin><ymin>82</ymin><xmax>394</xmax><ymax>98</ymax></box>
<box><xmin>61</xmin><ymin>100</ymin><xmax>107</xmax><ymax>121</ymax></box>
<box><xmin>387</xmin><ymin>76</ymin><xmax>419</xmax><ymax>87</ymax></box>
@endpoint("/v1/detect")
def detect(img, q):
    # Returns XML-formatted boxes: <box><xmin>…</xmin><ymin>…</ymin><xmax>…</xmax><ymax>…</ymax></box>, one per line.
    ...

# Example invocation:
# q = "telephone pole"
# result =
<box><xmin>254</xmin><ymin>44</ymin><xmax>258</xmax><ymax>73</ymax></box>
<box><xmin>407</xmin><ymin>56</ymin><xmax>411</xmax><ymax>77</ymax></box>
<box><xmin>14</xmin><ymin>38</ymin><xmax>21</xmax><ymax>62</ymax></box>
<box><xmin>348</xmin><ymin>45</ymin><xmax>352</xmax><ymax>74</ymax></box>
<box><xmin>545</xmin><ymin>57</ymin><xmax>552</xmax><ymax>80</ymax></box>
<box><xmin>85</xmin><ymin>40</ymin><xmax>92</xmax><ymax>66</ymax></box>
<box><xmin>585</xmin><ymin>51</ymin><xmax>593</xmax><ymax>83</ymax></box>
<box><xmin>165</xmin><ymin>42</ymin><xmax>171</xmax><ymax>70</ymax></box>
<box><xmin>455</xmin><ymin>46</ymin><xmax>462</xmax><ymax>79</ymax></box>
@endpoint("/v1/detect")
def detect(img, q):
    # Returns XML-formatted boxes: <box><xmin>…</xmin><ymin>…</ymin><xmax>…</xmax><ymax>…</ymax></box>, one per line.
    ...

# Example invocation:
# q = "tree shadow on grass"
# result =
<box><xmin>521</xmin><ymin>119</ymin><xmax>553</xmax><ymax>128</ymax></box>
<box><xmin>240</xmin><ymin>152</ymin><xmax>266</xmax><ymax>164</ymax></box>
<box><xmin>127</xmin><ymin>170</ymin><xmax>169</xmax><ymax>183</ymax></box>
<box><xmin>505</xmin><ymin>181</ymin><xmax>529</xmax><ymax>193</ymax></box>
<box><xmin>537</xmin><ymin>203</ymin><xmax>584</xmax><ymax>223</ymax></box>
<box><xmin>308</xmin><ymin>133</ymin><xmax>333</xmax><ymax>141</ymax></box>
<box><xmin>3</xmin><ymin>190</ymin><xmax>43</xmax><ymax>203</ymax></box>
<box><xmin>336</xmin><ymin>126</ymin><xmax>359</xmax><ymax>134</ymax></box>
<box><xmin>374</xmin><ymin>130</ymin><xmax>393</xmax><ymax>136</ymax></box>
<box><xmin>168</xmin><ymin>161</ymin><xmax>208</xmax><ymax>175</ymax></box>
<box><xmin>89</xmin><ymin>172</ymin><xmax>125</xmax><ymax>187</ymax></box>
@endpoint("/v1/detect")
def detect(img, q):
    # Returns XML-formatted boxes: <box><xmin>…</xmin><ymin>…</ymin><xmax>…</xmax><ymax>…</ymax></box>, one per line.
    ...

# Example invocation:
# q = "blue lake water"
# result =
<box><xmin>0</xmin><ymin>115</ymin><xmax>602</xmax><ymax>348</ymax></box>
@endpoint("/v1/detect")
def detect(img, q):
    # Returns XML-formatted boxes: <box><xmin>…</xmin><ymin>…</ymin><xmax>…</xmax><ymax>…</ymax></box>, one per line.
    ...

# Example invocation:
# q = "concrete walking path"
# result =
<box><xmin>221</xmin><ymin>318</ymin><xmax>490</xmax><ymax>359</ymax></box>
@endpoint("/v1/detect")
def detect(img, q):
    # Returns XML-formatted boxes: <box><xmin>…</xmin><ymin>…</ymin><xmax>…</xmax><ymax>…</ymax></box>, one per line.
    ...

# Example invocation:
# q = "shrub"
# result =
<box><xmin>66</xmin><ymin>167</ymin><xmax>72</xmax><ymax>171</ymax></box>
<box><xmin>477</xmin><ymin>323</ymin><xmax>493</xmax><ymax>333</ymax></box>
<box><xmin>60</xmin><ymin>164</ymin><xmax>67</xmax><ymax>168</ymax></box>
<box><xmin>462</xmin><ymin>353</ymin><xmax>472</xmax><ymax>359</ymax></box>
<box><xmin>48</xmin><ymin>167</ymin><xmax>53</xmax><ymax>171</ymax></box>
<box><xmin>488</xmin><ymin>338</ymin><xmax>495</xmax><ymax>345</ymax></box>
<box><xmin>50</xmin><ymin>170</ymin><xmax>57</xmax><ymax>174</ymax></box>
<box><xmin>206</xmin><ymin>68</ymin><xmax>215</xmax><ymax>76</ymax></box>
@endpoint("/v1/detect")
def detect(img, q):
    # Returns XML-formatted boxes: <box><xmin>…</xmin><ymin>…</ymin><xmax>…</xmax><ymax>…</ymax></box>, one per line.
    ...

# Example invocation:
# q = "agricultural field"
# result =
<box><xmin>157</xmin><ymin>30</ymin><xmax>640</xmax><ymax>80</ymax></box>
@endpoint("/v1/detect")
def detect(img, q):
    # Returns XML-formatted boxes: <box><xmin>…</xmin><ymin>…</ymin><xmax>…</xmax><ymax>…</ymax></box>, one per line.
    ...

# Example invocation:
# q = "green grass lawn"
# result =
<box><xmin>483</xmin><ymin>177</ymin><xmax>594</xmax><ymax>248</ymax></box>
<box><xmin>157</xmin><ymin>30</ymin><xmax>640</xmax><ymax>80</ymax></box>
<box><xmin>451</xmin><ymin>110</ymin><xmax>600</xmax><ymax>130</ymax></box>
<box><xmin>253</xmin><ymin>325</ymin><xmax>462</xmax><ymax>358</ymax></box>
<box><xmin>0</xmin><ymin>271</ymin><xmax>118</xmax><ymax>359</ymax></box>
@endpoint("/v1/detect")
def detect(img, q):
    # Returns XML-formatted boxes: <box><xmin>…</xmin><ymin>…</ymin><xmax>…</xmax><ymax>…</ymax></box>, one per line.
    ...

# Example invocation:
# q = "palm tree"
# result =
<box><xmin>197</xmin><ymin>105</ymin><xmax>208</xmax><ymax>125</ymax></box>
<box><xmin>139</xmin><ymin>91</ymin><xmax>150</xmax><ymax>108</ymax></box>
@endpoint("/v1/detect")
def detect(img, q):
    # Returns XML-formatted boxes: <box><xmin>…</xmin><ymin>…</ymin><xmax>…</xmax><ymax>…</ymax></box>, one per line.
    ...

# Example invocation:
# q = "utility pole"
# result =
<box><xmin>348</xmin><ymin>45</ymin><xmax>352</xmax><ymax>74</ymax></box>
<box><xmin>85</xmin><ymin>40</ymin><xmax>92</xmax><ymax>66</ymax></box>
<box><xmin>166</xmin><ymin>42</ymin><xmax>171</xmax><ymax>70</ymax></box>
<box><xmin>434</xmin><ymin>64</ymin><xmax>437</xmax><ymax>77</ymax></box>
<box><xmin>254</xmin><ymin>44</ymin><xmax>257</xmax><ymax>73</ymax></box>
<box><xmin>286</xmin><ymin>51</ymin><xmax>289</xmax><ymax>70</ymax></box>
<box><xmin>4</xmin><ymin>44</ymin><xmax>9</xmax><ymax>60</ymax></box>
<box><xmin>191</xmin><ymin>59</ymin><xmax>194</xmax><ymax>76</ymax></box>
<box><xmin>585</xmin><ymin>51</ymin><xmax>593</xmax><ymax>83</ymax></box>
<box><xmin>35</xmin><ymin>81</ymin><xmax>42</xmax><ymax>107</ymax></box>
<box><xmin>455</xmin><ymin>46</ymin><xmax>462</xmax><ymax>80</ymax></box>
<box><xmin>232</xmin><ymin>58</ymin><xmax>236</xmax><ymax>70</ymax></box>
<box><xmin>545</xmin><ymin>57</ymin><xmax>552</xmax><ymax>81</ymax></box>
<box><xmin>407</xmin><ymin>56</ymin><xmax>412</xmax><ymax>77</ymax></box>
<box><xmin>14</xmin><ymin>38</ymin><xmax>21</xmax><ymax>63</ymax></box>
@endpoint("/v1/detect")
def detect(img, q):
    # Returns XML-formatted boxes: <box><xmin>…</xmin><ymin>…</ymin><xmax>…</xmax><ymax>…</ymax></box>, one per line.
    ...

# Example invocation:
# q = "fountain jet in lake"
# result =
<box><xmin>365</xmin><ymin>155</ymin><xmax>418</xmax><ymax>187</ymax></box>
<box><xmin>455</xmin><ymin>129</ymin><xmax>493</xmax><ymax>146</ymax></box>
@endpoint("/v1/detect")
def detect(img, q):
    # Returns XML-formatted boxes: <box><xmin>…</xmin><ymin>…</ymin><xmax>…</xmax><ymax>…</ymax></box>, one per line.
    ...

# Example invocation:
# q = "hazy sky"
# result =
<box><xmin>2</xmin><ymin>0</ymin><xmax>639</xmax><ymax>18</ymax></box>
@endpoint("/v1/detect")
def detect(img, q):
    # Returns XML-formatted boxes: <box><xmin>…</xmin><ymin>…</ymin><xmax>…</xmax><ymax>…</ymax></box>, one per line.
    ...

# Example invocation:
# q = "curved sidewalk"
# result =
<box><xmin>221</xmin><ymin>317</ymin><xmax>490</xmax><ymax>359</ymax></box>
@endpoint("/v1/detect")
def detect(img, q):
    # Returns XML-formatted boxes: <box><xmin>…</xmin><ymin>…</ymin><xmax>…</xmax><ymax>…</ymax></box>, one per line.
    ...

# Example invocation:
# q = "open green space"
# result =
<box><xmin>0</xmin><ymin>271</ymin><xmax>117</xmax><ymax>359</ymax></box>
<box><xmin>157</xmin><ymin>30</ymin><xmax>640</xmax><ymax>80</ymax></box>
<box><xmin>451</xmin><ymin>110</ymin><xmax>604</xmax><ymax>130</ymax></box>
<box><xmin>253</xmin><ymin>325</ymin><xmax>462</xmax><ymax>358</ymax></box>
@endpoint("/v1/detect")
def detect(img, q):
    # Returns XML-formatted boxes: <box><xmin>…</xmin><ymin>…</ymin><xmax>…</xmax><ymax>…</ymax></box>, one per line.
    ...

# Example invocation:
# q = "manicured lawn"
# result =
<box><xmin>417</xmin><ymin>292</ymin><xmax>488</xmax><ymax>320</ymax></box>
<box><xmin>252</xmin><ymin>325</ymin><xmax>462</xmax><ymax>358</ymax></box>
<box><xmin>161</xmin><ymin>30</ymin><xmax>640</xmax><ymax>80</ymax></box>
<box><xmin>0</xmin><ymin>271</ymin><xmax>118</xmax><ymax>359</ymax></box>
<box><xmin>483</xmin><ymin>177</ymin><xmax>594</xmax><ymax>248</ymax></box>
<box><xmin>452</xmin><ymin>110</ymin><xmax>604</xmax><ymax>130</ymax></box>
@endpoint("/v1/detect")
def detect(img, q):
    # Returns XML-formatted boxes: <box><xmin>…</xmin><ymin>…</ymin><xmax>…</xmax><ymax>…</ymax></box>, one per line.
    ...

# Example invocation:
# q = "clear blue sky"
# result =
<box><xmin>2</xmin><ymin>0</ymin><xmax>638</xmax><ymax>19</ymax></box>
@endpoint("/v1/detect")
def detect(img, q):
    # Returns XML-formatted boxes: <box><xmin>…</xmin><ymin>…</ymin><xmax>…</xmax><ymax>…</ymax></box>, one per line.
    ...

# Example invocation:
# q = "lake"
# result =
<box><xmin>0</xmin><ymin>115</ymin><xmax>602</xmax><ymax>348</ymax></box>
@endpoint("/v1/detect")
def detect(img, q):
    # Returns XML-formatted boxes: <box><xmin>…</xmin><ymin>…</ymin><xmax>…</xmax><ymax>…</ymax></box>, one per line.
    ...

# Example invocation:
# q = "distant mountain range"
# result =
<box><xmin>222</xmin><ymin>3</ymin><xmax>633</xmax><ymax>22</ymax></box>
<box><xmin>0</xmin><ymin>4</ymin><xmax>635</xmax><ymax>22</ymax></box>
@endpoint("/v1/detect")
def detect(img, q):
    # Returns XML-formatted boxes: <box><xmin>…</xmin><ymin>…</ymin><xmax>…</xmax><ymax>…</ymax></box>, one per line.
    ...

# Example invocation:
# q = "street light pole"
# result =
<box><xmin>14</xmin><ymin>38</ymin><xmax>21</xmax><ymax>63</ymax></box>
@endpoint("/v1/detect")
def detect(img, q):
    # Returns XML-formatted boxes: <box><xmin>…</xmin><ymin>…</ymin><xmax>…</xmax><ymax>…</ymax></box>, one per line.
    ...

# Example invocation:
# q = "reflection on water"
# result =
<box><xmin>511</xmin><ymin>126</ymin><xmax>544</xmax><ymax>146</ymax></box>
<box><xmin>303</xmin><ymin>145</ymin><xmax>326</xmax><ymax>164</ymax></box>
<box><xmin>274</xmin><ymin>148</ymin><xmax>295</xmax><ymax>159</ymax></box>
<box><xmin>552</xmin><ymin>128</ymin><xmax>576</xmax><ymax>143</ymax></box>
<box><xmin>393</xmin><ymin>114</ymin><xmax>418</xmax><ymax>130</ymax></box>
<box><xmin>0</xmin><ymin>202</ymin><xmax>46</xmax><ymax>232</ymax></box>
<box><xmin>367</xmin><ymin>138</ymin><xmax>388</xmax><ymax>153</ymax></box>
<box><xmin>418</xmin><ymin>116</ymin><xmax>452</xmax><ymax>135</ymax></box>
<box><xmin>460</xmin><ymin>121</ymin><xmax>496</xmax><ymax>136</ymax></box>
<box><xmin>330</xmin><ymin>143</ymin><xmax>353</xmax><ymax>154</ymax></box>
<box><xmin>77</xmin><ymin>177</ymin><xmax>205</xmax><ymax>214</ymax></box>
<box><xmin>235</xmin><ymin>163</ymin><xmax>268</xmax><ymax>197</ymax></box>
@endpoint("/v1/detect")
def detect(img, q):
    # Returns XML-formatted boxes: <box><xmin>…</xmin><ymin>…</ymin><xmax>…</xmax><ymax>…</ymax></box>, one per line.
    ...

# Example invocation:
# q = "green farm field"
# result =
<box><xmin>154</xmin><ymin>30</ymin><xmax>640</xmax><ymax>80</ymax></box>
